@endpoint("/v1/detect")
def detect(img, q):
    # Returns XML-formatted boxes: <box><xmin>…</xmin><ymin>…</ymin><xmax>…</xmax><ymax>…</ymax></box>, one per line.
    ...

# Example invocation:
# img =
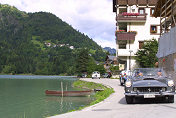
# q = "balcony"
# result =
<box><xmin>116</xmin><ymin>32</ymin><xmax>136</xmax><ymax>40</ymax></box>
<box><xmin>116</xmin><ymin>13</ymin><xmax>147</xmax><ymax>23</ymax></box>
<box><xmin>118</xmin><ymin>49</ymin><xmax>137</xmax><ymax>56</ymax></box>
<box><xmin>116</xmin><ymin>0</ymin><xmax>158</xmax><ymax>6</ymax></box>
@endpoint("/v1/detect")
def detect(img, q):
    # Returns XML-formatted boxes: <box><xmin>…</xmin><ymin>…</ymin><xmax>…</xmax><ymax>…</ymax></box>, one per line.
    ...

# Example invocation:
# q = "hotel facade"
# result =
<box><xmin>113</xmin><ymin>0</ymin><xmax>160</xmax><ymax>71</ymax></box>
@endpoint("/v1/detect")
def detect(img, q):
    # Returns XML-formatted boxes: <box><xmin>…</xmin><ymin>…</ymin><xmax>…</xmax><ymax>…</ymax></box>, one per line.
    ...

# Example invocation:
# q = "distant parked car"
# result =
<box><xmin>102</xmin><ymin>72</ymin><xmax>111</xmax><ymax>78</ymax></box>
<box><xmin>119</xmin><ymin>70</ymin><xmax>132</xmax><ymax>85</ymax></box>
<box><xmin>77</xmin><ymin>73</ymin><xmax>87</xmax><ymax>78</ymax></box>
<box><xmin>125</xmin><ymin>68</ymin><xmax>175</xmax><ymax>104</ymax></box>
<box><xmin>92</xmin><ymin>71</ymin><xmax>100</xmax><ymax>79</ymax></box>
<box><xmin>81</xmin><ymin>73</ymin><xmax>87</xmax><ymax>78</ymax></box>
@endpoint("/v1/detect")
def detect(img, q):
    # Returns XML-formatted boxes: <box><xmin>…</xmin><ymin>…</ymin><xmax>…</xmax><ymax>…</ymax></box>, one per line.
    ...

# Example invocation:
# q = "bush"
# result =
<box><xmin>2</xmin><ymin>65</ymin><xmax>16</xmax><ymax>74</ymax></box>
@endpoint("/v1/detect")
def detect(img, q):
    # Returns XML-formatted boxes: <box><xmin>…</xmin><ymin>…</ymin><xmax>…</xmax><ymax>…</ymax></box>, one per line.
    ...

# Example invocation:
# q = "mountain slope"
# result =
<box><xmin>103</xmin><ymin>47</ymin><xmax>116</xmax><ymax>55</ymax></box>
<box><xmin>0</xmin><ymin>4</ymin><xmax>106</xmax><ymax>75</ymax></box>
<box><xmin>24</xmin><ymin>12</ymin><xmax>101</xmax><ymax>49</ymax></box>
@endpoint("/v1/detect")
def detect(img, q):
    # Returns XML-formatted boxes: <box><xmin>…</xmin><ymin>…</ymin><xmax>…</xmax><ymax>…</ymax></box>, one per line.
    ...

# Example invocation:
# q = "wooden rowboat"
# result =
<box><xmin>45</xmin><ymin>90</ymin><xmax>93</xmax><ymax>97</ymax></box>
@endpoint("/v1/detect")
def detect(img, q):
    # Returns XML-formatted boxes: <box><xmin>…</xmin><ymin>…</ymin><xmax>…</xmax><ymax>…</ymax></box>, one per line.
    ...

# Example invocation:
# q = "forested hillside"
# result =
<box><xmin>0</xmin><ymin>4</ymin><xmax>106</xmax><ymax>75</ymax></box>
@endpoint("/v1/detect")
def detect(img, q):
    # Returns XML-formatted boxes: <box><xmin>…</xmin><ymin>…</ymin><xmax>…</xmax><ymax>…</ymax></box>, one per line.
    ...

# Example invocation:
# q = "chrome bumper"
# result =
<box><xmin>125</xmin><ymin>91</ymin><xmax>176</xmax><ymax>96</ymax></box>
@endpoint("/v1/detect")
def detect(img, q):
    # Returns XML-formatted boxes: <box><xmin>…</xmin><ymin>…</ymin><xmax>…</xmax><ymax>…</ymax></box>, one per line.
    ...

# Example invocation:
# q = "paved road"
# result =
<box><xmin>49</xmin><ymin>78</ymin><xmax>176</xmax><ymax>118</ymax></box>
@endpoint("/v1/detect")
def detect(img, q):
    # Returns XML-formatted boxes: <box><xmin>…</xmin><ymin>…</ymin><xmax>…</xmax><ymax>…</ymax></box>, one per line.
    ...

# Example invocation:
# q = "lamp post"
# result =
<box><xmin>129</xmin><ymin>50</ymin><xmax>133</xmax><ymax>72</ymax></box>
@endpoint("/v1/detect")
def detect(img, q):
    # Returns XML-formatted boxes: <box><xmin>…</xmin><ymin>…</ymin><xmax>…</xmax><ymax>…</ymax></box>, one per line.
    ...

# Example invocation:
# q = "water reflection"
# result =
<box><xmin>0</xmin><ymin>75</ymin><xmax>94</xmax><ymax>118</ymax></box>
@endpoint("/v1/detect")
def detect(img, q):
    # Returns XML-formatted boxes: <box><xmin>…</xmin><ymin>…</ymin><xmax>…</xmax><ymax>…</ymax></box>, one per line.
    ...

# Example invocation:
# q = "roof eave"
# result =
<box><xmin>113</xmin><ymin>0</ymin><xmax>117</xmax><ymax>12</ymax></box>
<box><xmin>153</xmin><ymin>0</ymin><xmax>165</xmax><ymax>17</ymax></box>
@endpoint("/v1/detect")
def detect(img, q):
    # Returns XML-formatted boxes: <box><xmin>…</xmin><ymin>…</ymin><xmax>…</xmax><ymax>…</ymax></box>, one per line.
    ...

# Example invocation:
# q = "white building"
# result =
<box><xmin>113</xmin><ymin>0</ymin><xmax>160</xmax><ymax>71</ymax></box>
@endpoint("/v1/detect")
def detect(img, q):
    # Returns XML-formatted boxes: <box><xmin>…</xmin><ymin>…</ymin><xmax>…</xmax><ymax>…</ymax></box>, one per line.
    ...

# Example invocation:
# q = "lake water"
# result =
<box><xmin>0</xmin><ymin>75</ymin><xmax>94</xmax><ymax>118</ymax></box>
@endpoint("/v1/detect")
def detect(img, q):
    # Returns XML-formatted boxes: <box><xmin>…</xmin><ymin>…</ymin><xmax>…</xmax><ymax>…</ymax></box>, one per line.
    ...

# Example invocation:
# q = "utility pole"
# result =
<box><xmin>116</xmin><ymin>5</ymin><xmax>119</xmax><ymax>66</ymax></box>
<box><xmin>129</xmin><ymin>50</ymin><xmax>133</xmax><ymax>72</ymax></box>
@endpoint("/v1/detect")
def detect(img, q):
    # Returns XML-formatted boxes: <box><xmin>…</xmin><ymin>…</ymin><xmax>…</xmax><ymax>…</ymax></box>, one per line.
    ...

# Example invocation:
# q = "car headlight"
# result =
<box><xmin>168</xmin><ymin>80</ymin><xmax>174</xmax><ymax>87</ymax></box>
<box><xmin>125</xmin><ymin>80</ymin><xmax>132</xmax><ymax>87</ymax></box>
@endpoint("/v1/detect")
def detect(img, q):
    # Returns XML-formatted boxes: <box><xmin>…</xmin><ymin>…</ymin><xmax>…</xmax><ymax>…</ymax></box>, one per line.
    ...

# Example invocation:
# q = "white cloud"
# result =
<box><xmin>0</xmin><ymin>0</ymin><xmax>116</xmax><ymax>48</ymax></box>
<box><xmin>96</xmin><ymin>38</ymin><xmax>116</xmax><ymax>48</ymax></box>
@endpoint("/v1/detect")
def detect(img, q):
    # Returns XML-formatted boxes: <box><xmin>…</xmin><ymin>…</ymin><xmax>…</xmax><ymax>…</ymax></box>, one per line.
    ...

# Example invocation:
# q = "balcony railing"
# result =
<box><xmin>117</xmin><ymin>0</ymin><xmax>157</xmax><ymax>6</ymax></box>
<box><xmin>118</xmin><ymin>49</ymin><xmax>137</xmax><ymax>56</ymax></box>
<box><xmin>116</xmin><ymin>32</ymin><xmax>136</xmax><ymax>40</ymax></box>
<box><xmin>116</xmin><ymin>13</ymin><xmax>147</xmax><ymax>22</ymax></box>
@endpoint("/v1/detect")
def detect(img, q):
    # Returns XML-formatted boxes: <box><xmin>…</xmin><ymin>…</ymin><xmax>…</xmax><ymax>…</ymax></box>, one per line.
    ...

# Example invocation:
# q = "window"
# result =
<box><xmin>119</xmin><ymin>8</ymin><xmax>127</xmax><ymax>14</ymax></box>
<box><xmin>119</xmin><ymin>40</ymin><xmax>127</xmax><ymax>49</ymax></box>
<box><xmin>150</xmin><ymin>25</ymin><xmax>157</xmax><ymax>34</ymax></box>
<box><xmin>150</xmin><ymin>8</ymin><xmax>155</xmax><ymax>16</ymax></box>
<box><xmin>139</xmin><ymin>41</ymin><xmax>144</xmax><ymax>49</ymax></box>
<box><xmin>119</xmin><ymin>44</ymin><xmax>126</xmax><ymax>49</ymax></box>
<box><xmin>139</xmin><ymin>8</ymin><xmax>145</xmax><ymax>14</ymax></box>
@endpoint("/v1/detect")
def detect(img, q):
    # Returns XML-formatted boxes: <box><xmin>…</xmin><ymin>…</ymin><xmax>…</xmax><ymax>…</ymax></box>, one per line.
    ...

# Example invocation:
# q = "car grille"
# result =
<box><xmin>133</xmin><ymin>87</ymin><xmax>166</xmax><ymax>93</ymax></box>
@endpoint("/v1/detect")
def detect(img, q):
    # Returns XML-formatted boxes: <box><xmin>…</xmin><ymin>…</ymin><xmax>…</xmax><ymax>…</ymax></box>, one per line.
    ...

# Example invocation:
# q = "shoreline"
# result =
<box><xmin>0</xmin><ymin>73</ymin><xmax>77</xmax><ymax>77</ymax></box>
<box><xmin>71</xmin><ymin>79</ymin><xmax>114</xmax><ymax>110</ymax></box>
<box><xmin>48</xmin><ymin>78</ymin><xmax>115</xmax><ymax>118</ymax></box>
<box><xmin>0</xmin><ymin>74</ymin><xmax>77</xmax><ymax>78</ymax></box>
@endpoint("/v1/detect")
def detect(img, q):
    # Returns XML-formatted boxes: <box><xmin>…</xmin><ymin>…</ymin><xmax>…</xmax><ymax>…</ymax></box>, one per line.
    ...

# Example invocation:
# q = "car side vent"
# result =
<box><xmin>143</xmin><ymin>78</ymin><xmax>155</xmax><ymax>80</ymax></box>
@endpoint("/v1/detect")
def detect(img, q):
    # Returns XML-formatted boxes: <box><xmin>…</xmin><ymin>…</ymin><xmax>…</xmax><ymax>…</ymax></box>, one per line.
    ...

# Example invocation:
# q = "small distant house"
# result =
<box><xmin>69</xmin><ymin>46</ymin><xmax>74</xmax><ymax>49</ymax></box>
<box><xmin>59</xmin><ymin>44</ymin><xmax>65</xmax><ymax>47</ymax></box>
<box><xmin>45</xmin><ymin>42</ymin><xmax>51</xmax><ymax>47</ymax></box>
<box><xmin>106</xmin><ymin>55</ymin><xmax>118</xmax><ymax>65</ymax></box>
<box><xmin>95</xmin><ymin>61</ymin><xmax>100</xmax><ymax>65</ymax></box>
<box><xmin>104</xmin><ymin>55</ymin><xmax>118</xmax><ymax>71</ymax></box>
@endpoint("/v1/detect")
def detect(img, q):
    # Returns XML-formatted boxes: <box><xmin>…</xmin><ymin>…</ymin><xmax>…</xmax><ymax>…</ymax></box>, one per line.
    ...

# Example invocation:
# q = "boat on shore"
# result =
<box><xmin>45</xmin><ymin>90</ymin><xmax>93</xmax><ymax>97</ymax></box>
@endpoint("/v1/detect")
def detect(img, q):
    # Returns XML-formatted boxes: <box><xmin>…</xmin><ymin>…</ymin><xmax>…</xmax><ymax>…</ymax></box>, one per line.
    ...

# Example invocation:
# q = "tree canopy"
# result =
<box><xmin>135</xmin><ymin>39</ymin><xmax>158</xmax><ymax>68</ymax></box>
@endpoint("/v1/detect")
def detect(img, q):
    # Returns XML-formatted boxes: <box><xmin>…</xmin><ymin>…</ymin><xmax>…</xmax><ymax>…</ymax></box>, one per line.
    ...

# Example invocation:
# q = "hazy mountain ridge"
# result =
<box><xmin>103</xmin><ymin>47</ymin><xmax>116</xmax><ymax>55</ymax></box>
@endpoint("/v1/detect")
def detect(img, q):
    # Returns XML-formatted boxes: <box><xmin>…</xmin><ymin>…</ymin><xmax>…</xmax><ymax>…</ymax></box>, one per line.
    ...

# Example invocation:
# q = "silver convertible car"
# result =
<box><xmin>125</xmin><ymin>68</ymin><xmax>175</xmax><ymax>104</ymax></box>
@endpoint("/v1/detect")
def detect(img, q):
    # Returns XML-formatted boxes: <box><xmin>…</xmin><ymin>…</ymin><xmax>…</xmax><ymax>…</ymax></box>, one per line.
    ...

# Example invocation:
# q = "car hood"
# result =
<box><xmin>133</xmin><ymin>80</ymin><xmax>167</xmax><ymax>87</ymax></box>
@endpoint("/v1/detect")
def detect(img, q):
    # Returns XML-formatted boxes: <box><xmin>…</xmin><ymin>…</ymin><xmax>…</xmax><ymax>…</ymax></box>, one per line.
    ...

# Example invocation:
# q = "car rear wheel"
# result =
<box><xmin>167</xmin><ymin>95</ymin><xmax>174</xmax><ymax>103</ymax></box>
<box><xmin>125</xmin><ymin>95</ymin><xmax>134</xmax><ymax>104</ymax></box>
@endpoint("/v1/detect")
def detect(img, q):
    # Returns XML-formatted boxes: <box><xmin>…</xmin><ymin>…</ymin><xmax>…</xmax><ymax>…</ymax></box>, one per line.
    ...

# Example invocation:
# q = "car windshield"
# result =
<box><xmin>133</xmin><ymin>68</ymin><xmax>166</xmax><ymax>77</ymax></box>
<box><xmin>93</xmin><ymin>71</ymin><xmax>99</xmax><ymax>74</ymax></box>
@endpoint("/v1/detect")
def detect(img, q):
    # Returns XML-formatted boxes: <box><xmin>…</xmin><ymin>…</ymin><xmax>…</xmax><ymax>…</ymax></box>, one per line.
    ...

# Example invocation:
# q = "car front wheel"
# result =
<box><xmin>167</xmin><ymin>95</ymin><xmax>174</xmax><ymax>103</ymax></box>
<box><xmin>125</xmin><ymin>95</ymin><xmax>134</xmax><ymax>104</ymax></box>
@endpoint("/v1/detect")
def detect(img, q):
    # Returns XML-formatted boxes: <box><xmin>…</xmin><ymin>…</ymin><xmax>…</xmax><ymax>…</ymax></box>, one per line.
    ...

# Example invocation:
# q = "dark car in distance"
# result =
<box><xmin>102</xmin><ymin>73</ymin><xmax>112</xmax><ymax>78</ymax></box>
<box><xmin>124</xmin><ymin>68</ymin><xmax>175</xmax><ymax>104</ymax></box>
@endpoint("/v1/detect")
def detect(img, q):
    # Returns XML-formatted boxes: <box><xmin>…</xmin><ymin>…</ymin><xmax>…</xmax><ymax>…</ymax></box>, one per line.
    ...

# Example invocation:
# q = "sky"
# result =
<box><xmin>0</xmin><ymin>0</ymin><xmax>116</xmax><ymax>48</ymax></box>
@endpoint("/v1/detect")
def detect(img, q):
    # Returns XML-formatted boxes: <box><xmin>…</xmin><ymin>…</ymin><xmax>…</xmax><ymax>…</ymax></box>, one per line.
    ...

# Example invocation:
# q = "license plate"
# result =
<box><xmin>144</xmin><ymin>94</ymin><xmax>155</xmax><ymax>98</ymax></box>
